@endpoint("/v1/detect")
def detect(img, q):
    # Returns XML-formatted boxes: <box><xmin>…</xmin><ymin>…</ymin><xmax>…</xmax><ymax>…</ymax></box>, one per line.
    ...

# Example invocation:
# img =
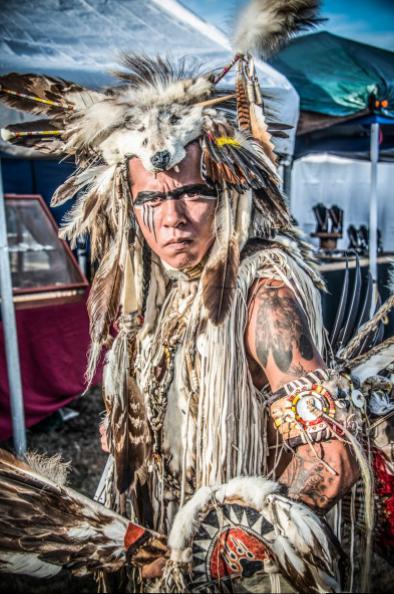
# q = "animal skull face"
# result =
<box><xmin>100</xmin><ymin>103</ymin><xmax>204</xmax><ymax>171</ymax></box>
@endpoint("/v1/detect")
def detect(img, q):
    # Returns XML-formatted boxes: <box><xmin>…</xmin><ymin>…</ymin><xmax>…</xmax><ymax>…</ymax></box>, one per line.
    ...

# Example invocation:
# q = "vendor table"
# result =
<box><xmin>0</xmin><ymin>295</ymin><xmax>101</xmax><ymax>441</ymax></box>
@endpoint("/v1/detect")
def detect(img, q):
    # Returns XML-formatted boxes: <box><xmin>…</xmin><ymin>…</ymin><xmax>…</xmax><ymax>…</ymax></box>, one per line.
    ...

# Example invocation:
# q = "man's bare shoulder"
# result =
<box><xmin>245</xmin><ymin>277</ymin><xmax>325</xmax><ymax>392</ymax></box>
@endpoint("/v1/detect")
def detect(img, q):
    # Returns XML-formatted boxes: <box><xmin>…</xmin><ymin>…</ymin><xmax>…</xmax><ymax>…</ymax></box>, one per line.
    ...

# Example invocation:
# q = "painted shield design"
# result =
<box><xmin>190</xmin><ymin>502</ymin><xmax>277</xmax><ymax>592</ymax></box>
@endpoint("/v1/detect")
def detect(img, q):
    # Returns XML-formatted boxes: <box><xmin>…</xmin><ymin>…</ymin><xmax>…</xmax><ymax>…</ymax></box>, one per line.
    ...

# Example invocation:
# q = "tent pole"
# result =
<box><xmin>0</xmin><ymin>158</ymin><xmax>26</xmax><ymax>455</ymax></box>
<box><xmin>369</xmin><ymin>122</ymin><xmax>379</xmax><ymax>302</ymax></box>
<box><xmin>282</xmin><ymin>157</ymin><xmax>293</xmax><ymax>208</ymax></box>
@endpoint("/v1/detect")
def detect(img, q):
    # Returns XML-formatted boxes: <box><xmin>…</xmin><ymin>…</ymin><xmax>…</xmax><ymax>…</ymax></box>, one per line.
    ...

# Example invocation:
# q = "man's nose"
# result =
<box><xmin>161</xmin><ymin>199</ymin><xmax>187</xmax><ymax>227</ymax></box>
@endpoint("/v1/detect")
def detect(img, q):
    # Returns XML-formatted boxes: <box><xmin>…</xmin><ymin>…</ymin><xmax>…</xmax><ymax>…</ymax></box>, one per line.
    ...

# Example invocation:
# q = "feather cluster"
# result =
<box><xmin>103</xmin><ymin>320</ymin><xmax>151</xmax><ymax>494</ymax></box>
<box><xmin>0</xmin><ymin>449</ymin><xmax>168</xmax><ymax>579</ymax></box>
<box><xmin>233</xmin><ymin>0</ymin><xmax>323</xmax><ymax>57</ymax></box>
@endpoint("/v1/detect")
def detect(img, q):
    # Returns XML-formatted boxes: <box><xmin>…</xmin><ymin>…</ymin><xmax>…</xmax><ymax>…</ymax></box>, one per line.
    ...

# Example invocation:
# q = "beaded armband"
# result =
<box><xmin>268</xmin><ymin>368</ymin><xmax>364</xmax><ymax>448</ymax></box>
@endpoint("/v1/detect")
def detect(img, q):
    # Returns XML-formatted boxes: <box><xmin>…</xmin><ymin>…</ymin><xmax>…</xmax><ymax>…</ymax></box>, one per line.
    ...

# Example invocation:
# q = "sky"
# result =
<box><xmin>182</xmin><ymin>0</ymin><xmax>394</xmax><ymax>51</ymax></box>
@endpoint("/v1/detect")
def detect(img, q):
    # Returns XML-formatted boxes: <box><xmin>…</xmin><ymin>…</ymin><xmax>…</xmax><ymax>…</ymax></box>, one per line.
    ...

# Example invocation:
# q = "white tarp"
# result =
<box><xmin>0</xmin><ymin>0</ymin><xmax>298</xmax><ymax>157</ymax></box>
<box><xmin>291</xmin><ymin>154</ymin><xmax>394</xmax><ymax>251</ymax></box>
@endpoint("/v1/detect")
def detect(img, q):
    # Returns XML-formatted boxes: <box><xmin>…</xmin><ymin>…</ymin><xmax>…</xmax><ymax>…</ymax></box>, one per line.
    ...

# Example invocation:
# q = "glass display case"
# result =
<box><xmin>4</xmin><ymin>194</ymin><xmax>88</xmax><ymax>309</ymax></box>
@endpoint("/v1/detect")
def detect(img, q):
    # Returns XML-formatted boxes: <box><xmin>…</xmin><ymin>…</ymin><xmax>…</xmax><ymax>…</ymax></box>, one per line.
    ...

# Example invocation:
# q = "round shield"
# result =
<box><xmin>189</xmin><ymin>501</ymin><xmax>277</xmax><ymax>592</ymax></box>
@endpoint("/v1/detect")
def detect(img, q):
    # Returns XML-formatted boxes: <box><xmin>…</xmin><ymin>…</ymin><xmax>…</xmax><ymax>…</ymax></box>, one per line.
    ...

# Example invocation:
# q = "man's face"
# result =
<box><xmin>129</xmin><ymin>142</ymin><xmax>217</xmax><ymax>270</ymax></box>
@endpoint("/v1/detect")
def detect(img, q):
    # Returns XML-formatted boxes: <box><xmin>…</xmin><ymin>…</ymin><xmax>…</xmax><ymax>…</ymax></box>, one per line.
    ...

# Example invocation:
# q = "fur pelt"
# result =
<box><xmin>233</xmin><ymin>0</ymin><xmax>323</xmax><ymax>57</ymax></box>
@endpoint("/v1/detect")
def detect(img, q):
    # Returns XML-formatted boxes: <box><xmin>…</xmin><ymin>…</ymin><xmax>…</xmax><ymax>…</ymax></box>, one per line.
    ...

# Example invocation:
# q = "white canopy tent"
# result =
<box><xmin>291</xmin><ymin>153</ymin><xmax>394</xmax><ymax>253</ymax></box>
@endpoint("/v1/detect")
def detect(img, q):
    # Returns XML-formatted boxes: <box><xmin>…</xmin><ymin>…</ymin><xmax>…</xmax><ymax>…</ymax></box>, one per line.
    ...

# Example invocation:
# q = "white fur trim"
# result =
<box><xmin>215</xmin><ymin>476</ymin><xmax>281</xmax><ymax>508</ymax></box>
<box><xmin>167</xmin><ymin>485</ymin><xmax>214</xmax><ymax>551</ymax></box>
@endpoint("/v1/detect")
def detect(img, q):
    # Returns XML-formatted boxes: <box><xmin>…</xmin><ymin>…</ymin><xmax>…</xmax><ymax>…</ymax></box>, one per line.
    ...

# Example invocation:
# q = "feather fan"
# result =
<box><xmin>233</xmin><ymin>0</ymin><xmax>324</xmax><ymax>58</ymax></box>
<box><xmin>0</xmin><ymin>449</ymin><xmax>166</xmax><ymax>579</ymax></box>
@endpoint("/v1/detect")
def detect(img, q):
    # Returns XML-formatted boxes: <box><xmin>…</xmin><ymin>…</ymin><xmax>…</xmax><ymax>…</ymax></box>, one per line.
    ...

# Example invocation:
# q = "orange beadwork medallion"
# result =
<box><xmin>289</xmin><ymin>384</ymin><xmax>336</xmax><ymax>428</ymax></box>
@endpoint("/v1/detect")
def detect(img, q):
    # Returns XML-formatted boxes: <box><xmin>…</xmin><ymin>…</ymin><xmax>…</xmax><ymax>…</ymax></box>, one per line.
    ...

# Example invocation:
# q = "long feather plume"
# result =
<box><xmin>236</xmin><ymin>66</ymin><xmax>252</xmax><ymax>132</ymax></box>
<box><xmin>103</xmin><ymin>319</ymin><xmax>151</xmax><ymax>494</ymax></box>
<box><xmin>84</xmin><ymin>168</ymin><xmax>131</xmax><ymax>383</ymax></box>
<box><xmin>330</xmin><ymin>258</ymin><xmax>350</xmax><ymax>351</ymax></box>
<box><xmin>202</xmin><ymin>188</ymin><xmax>240</xmax><ymax>325</ymax></box>
<box><xmin>233</xmin><ymin>0</ymin><xmax>323</xmax><ymax>58</ymax></box>
<box><xmin>338</xmin><ymin>254</ymin><xmax>361</xmax><ymax>349</ymax></box>
<box><xmin>1</xmin><ymin>119</ymin><xmax>64</xmax><ymax>154</ymax></box>
<box><xmin>86</xmin><ymin>238</ymin><xmax>124</xmax><ymax>384</ymax></box>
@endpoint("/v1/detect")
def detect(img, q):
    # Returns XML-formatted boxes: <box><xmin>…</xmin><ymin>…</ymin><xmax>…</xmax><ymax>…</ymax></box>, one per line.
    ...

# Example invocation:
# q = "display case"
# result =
<box><xmin>4</xmin><ymin>194</ymin><xmax>88</xmax><ymax>309</ymax></box>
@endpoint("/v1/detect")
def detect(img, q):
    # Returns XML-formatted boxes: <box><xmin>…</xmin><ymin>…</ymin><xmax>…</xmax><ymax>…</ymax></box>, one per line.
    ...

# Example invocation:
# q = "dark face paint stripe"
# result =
<box><xmin>142</xmin><ymin>202</ymin><xmax>157</xmax><ymax>239</ymax></box>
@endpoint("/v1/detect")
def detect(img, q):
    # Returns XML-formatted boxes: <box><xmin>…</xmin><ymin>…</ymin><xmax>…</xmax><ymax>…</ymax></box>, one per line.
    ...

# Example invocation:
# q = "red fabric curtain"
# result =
<box><xmin>0</xmin><ymin>296</ymin><xmax>102</xmax><ymax>441</ymax></box>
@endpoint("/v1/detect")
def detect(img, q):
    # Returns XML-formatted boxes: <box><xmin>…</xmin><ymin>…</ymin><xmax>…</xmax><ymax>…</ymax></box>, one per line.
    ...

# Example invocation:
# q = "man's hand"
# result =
<box><xmin>279</xmin><ymin>439</ymin><xmax>360</xmax><ymax>511</ymax></box>
<box><xmin>141</xmin><ymin>557</ymin><xmax>166</xmax><ymax>579</ymax></box>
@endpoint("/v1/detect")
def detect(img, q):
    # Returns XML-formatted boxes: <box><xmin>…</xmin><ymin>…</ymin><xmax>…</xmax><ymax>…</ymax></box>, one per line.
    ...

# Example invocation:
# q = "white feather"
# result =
<box><xmin>0</xmin><ymin>552</ymin><xmax>61</xmax><ymax>578</ymax></box>
<box><xmin>233</xmin><ymin>0</ymin><xmax>321</xmax><ymax>57</ymax></box>
<box><xmin>369</xmin><ymin>392</ymin><xmax>394</xmax><ymax>416</ymax></box>
<box><xmin>351</xmin><ymin>340</ymin><xmax>394</xmax><ymax>383</ymax></box>
<box><xmin>167</xmin><ymin>485</ymin><xmax>214</xmax><ymax>552</ymax></box>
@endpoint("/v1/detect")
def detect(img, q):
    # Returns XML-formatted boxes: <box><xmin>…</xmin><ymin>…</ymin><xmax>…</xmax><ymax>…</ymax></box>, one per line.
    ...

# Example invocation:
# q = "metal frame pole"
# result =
<box><xmin>0</xmin><ymin>158</ymin><xmax>26</xmax><ymax>455</ymax></box>
<box><xmin>369</xmin><ymin>123</ymin><xmax>379</xmax><ymax>292</ymax></box>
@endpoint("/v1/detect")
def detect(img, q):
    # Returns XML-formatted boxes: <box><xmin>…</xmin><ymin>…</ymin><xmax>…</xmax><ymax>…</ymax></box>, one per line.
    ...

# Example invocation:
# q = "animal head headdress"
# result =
<box><xmin>0</xmin><ymin>0</ymin><xmax>323</xmax><ymax>378</ymax></box>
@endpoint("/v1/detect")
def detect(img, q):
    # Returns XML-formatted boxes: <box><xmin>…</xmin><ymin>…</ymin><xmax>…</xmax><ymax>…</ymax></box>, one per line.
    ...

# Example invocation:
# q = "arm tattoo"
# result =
<box><xmin>279</xmin><ymin>440</ymin><xmax>359</xmax><ymax>511</ymax></box>
<box><xmin>283</xmin><ymin>456</ymin><xmax>331</xmax><ymax>507</ymax></box>
<box><xmin>254</xmin><ymin>285</ymin><xmax>315</xmax><ymax>374</ymax></box>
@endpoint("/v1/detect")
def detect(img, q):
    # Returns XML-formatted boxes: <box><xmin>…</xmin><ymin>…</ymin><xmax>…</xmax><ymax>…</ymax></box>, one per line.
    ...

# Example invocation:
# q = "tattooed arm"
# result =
<box><xmin>245</xmin><ymin>278</ymin><xmax>359</xmax><ymax>511</ymax></box>
<box><xmin>245</xmin><ymin>278</ymin><xmax>324</xmax><ymax>391</ymax></box>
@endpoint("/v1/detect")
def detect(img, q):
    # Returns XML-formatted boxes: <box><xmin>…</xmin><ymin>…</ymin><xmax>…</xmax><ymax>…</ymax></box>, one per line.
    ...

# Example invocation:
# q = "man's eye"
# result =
<box><xmin>182</xmin><ymin>192</ymin><xmax>199</xmax><ymax>200</ymax></box>
<box><xmin>147</xmin><ymin>197</ymin><xmax>162</xmax><ymax>207</ymax></box>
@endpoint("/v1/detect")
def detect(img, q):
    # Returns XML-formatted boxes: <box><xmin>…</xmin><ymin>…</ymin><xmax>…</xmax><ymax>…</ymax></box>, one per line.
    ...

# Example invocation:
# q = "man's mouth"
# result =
<box><xmin>164</xmin><ymin>238</ymin><xmax>193</xmax><ymax>247</ymax></box>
